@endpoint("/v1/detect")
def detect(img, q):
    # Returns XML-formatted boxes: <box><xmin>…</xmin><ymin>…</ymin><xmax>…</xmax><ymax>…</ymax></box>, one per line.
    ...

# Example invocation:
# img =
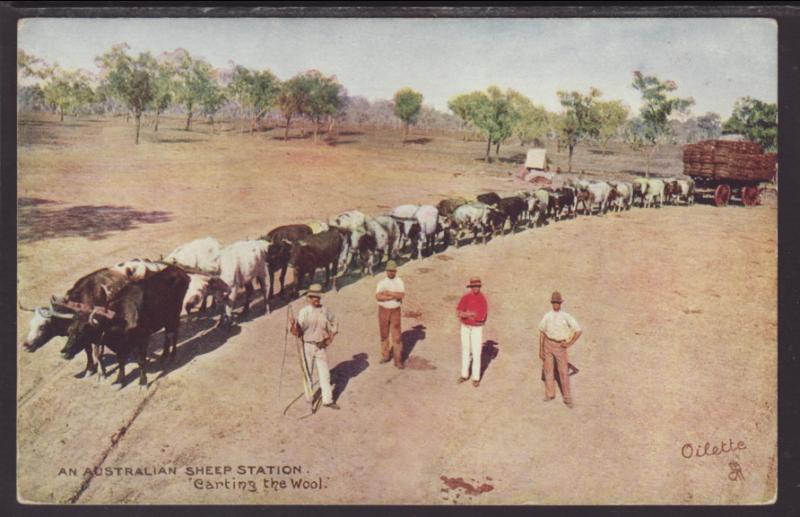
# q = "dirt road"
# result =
<box><xmin>17</xmin><ymin>205</ymin><xmax>776</xmax><ymax>505</ymax></box>
<box><xmin>17</xmin><ymin>117</ymin><xmax>776</xmax><ymax>504</ymax></box>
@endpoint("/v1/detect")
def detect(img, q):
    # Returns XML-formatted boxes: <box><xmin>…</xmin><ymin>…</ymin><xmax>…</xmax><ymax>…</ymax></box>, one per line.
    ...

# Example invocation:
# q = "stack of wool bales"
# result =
<box><xmin>683</xmin><ymin>140</ymin><xmax>776</xmax><ymax>181</ymax></box>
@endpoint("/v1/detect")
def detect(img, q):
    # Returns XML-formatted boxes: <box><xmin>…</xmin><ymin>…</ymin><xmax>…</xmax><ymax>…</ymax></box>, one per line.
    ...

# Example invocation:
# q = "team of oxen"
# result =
<box><xmin>19</xmin><ymin>174</ymin><xmax>694</xmax><ymax>389</ymax></box>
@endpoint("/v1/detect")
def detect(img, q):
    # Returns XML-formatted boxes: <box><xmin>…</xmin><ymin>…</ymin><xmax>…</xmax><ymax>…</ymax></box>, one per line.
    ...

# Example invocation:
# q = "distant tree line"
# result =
<box><xmin>18</xmin><ymin>47</ymin><xmax>777</xmax><ymax>156</ymax></box>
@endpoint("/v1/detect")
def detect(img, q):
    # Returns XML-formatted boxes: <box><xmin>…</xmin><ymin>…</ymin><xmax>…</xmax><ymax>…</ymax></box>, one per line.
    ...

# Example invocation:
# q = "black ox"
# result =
<box><xmin>61</xmin><ymin>266</ymin><xmax>190</xmax><ymax>388</ymax></box>
<box><xmin>263</xmin><ymin>224</ymin><xmax>313</xmax><ymax>300</ymax></box>
<box><xmin>290</xmin><ymin>228</ymin><xmax>350</xmax><ymax>295</ymax></box>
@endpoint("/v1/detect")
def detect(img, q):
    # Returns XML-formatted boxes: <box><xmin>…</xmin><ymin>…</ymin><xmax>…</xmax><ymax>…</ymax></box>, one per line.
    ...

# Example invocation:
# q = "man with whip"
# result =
<box><xmin>288</xmin><ymin>284</ymin><xmax>340</xmax><ymax>411</ymax></box>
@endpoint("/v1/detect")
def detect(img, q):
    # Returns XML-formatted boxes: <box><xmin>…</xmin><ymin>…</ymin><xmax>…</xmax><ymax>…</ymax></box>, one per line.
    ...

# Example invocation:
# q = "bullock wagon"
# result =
<box><xmin>683</xmin><ymin>139</ymin><xmax>776</xmax><ymax>207</ymax></box>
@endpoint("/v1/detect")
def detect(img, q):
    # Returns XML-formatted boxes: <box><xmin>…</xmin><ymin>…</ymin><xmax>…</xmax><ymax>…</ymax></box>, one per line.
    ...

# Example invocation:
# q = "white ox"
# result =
<box><xmin>329</xmin><ymin>210</ymin><xmax>368</xmax><ymax>233</ymax></box>
<box><xmin>644</xmin><ymin>179</ymin><xmax>665</xmax><ymax>208</ymax></box>
<box><xmin>165</xmin><ymin>237</ymin><xmax>221</xmax><ymax>274</ymax></box>
<box><xmin>675</xmin><ymin>178</ymin><xmax>695</xmax><ymax>205</ymax></box>
<box><xmin>531</xmin><ymin>189</ymin><xmax>551</xmax><ymax>225</ymax></box>
<box><xmin>390</xmin><ymin>204</ymin><xmax>420</xmax><ymax>253</ymax></box>
<box><xmin>182</xmin><ymin>273</ymin><xmax>231</xmax><ymax>317</ymax></box>
<box><xmin>111</xmin><ymin>259</ymin><xmax>168</xmax><ymax>280</ymax></box>
<box><xmin>578</xmin><ymin>181</ymin><xmax>616</xmax><ymax>215</ymax></box>
<box><xmin>611</xmin><ymin>182</ymin><xmax>634</xmax><ymax>211</ymax></box>
<box><xmin>353</xmin><ymin>217</ymin><xmax>396</xmax><ymax>276</ymax></box>
<box><xmin>218</xmin><ymin>240</ymin><xmax>271</xmax><ymax>326</ymax></box>
<box><xmin>451</xmin><ymin>202</ymin><xmax>491</xmax><ymax>245</ymax></box>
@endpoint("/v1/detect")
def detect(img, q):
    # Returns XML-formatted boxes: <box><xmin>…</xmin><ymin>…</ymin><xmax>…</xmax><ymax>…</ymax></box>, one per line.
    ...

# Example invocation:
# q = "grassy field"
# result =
<box><xmin>16</xmin><ymin>112</ymin><xmax>776</xmax><ymax>505</ymax></box>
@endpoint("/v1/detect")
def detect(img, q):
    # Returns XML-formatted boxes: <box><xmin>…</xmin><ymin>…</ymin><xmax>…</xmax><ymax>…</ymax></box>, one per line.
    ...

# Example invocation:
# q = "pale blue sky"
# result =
<box><xmin>18</xmin><ymin>17</ymin><xmax>777</xmax><ymax>118</ymax></box>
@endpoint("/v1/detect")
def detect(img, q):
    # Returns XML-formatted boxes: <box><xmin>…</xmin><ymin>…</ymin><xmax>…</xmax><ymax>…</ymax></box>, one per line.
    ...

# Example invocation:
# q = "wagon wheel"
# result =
<box><xmin>713</xmin><ymin>184</ymin><xmax>731</xmax><ymax>207</ymax></box>
<box><xmin>742</xmin><ymin>186</ymin><xmax>760</xmax><ymax>207</ymax></box>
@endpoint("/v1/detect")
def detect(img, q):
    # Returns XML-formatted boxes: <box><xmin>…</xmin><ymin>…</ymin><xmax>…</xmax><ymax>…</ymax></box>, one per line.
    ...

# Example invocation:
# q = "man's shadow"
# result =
<box><xmin>480</xmin><ymin>340</ymin><xmax>500</xmax><ymax>379</ymax></box>
<box><xmin>401</xmin><ymin>324</ymin><xmax>426</xmax><ymax>362</ymax></box>
<box><xmin>331</xmin><ymin>353</ymin><xmax>369</xmax><ymax>402</ymax></box>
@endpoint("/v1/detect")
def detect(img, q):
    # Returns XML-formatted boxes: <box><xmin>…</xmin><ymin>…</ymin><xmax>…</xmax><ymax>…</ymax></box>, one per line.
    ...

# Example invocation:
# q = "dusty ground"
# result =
<box><xmin>17</xmin><ymin>114</ymin><xmax>776</xmax><ymax>505</ymax></box>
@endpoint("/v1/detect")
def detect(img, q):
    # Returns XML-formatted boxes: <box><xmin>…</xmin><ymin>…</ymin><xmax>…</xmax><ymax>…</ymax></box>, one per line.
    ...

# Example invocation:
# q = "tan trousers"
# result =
<box><xmin>378</xmin><ymin>306</ymin><xmax>402</xmax><ymax>364</ymax></box>
<box><xmin>303</xmin><ymin>342</ymin><xmax>333</xmax><ymax>405</ymax></box>
<box><xmin>542</xmin><ymin>336</ymin><xmax>572</xmax><ymax>402</ymax></box>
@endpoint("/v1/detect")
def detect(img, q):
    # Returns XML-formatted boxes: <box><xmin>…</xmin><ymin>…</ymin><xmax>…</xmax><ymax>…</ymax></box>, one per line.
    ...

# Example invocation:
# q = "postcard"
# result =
<box><xmin>16</xmin><ymin>16</ymin><xmax>777</xmax><ymax>505</ymax></box>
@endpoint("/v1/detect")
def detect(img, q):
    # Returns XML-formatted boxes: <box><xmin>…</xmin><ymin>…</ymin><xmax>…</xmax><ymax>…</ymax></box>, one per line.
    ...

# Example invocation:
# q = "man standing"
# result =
<box><xmin>538</xmin><ymin>291</ymin><xmax>582</xmax><ymax>408</ymax></box>
<box><xmin>456</xmin><ymin>277</ymin><xmax>488</xmax><ymax>387</ymax></box>
<box><xmin>375</xmin><ymin>260</ymin><xmax>405</xmax><ymax>369</ymax></box>
<box><xmin>289</xmin><ymin>283</ymin><xmax>340</xmax><ymax>410</ymax></box>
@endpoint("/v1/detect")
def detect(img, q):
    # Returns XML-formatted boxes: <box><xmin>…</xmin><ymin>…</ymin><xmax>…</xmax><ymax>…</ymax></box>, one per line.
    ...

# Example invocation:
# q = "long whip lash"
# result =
<box><xmin>277</xmin><ymin>302</ymin><xmax>291</xmax><ymax>406</ymax></box>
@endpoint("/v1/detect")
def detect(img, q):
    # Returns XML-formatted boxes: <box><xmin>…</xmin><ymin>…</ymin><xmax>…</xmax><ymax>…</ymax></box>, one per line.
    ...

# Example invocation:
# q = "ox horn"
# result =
<box><xmin>88</xmin><ymin>308</ymin><xmax>100</xmax><ymax>327</ymax></box>
<box><xmin>48</xmin><ymin>300</ymin><xmax>75</xmax><ymax>320</ymax></box>
<box><xmin>18</xmin><ymin>301</ymin><xmax>36</xmax><ymax>313</ymax></box>
<box><xmin>282</xmin><ymin>238</ymin><xmax>293</xmax><ymax>245</ymax></box>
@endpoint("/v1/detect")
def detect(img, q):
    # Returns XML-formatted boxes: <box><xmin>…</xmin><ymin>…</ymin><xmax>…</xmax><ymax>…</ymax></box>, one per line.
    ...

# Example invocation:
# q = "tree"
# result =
<box><xmin>448</xmin><ymin>91</ymin><xmax>485</xmax><ymax>141</ymax></box>
<box><xmin>277</xmin><ymin>73</ymin><xmax>314</xmax><ymax>141</ymax></box>
<box><xmin>556</xmin><ymin>88</ymin><xmax>602</xmax><ymax>172</ymax></box>
<box><xmin>508</xmin><ymin>91</ymin><xmax>549</xmax><ymax>147</ymax></box>
<box><xmin>198</xmin><ymin>73</ymin><xmax>226</xmax><ymax>134</ymax></box>
<box><xmin>304</xmin><ymin>71</ymin><xmax>344</xmax><ymax>143</ymax></box>
<box><xmin>593</xmin><ymin>100</ymin><xmax>629</xmax><ymax>154</ymax></box>
<box><xmin>18</xmin><ymin>49</ymin><xmax>53</xmax><ymax>80</ymax></box>
<box><xmin>41</xmin><ymin>68</ymin><xmax>95</xmax><ymax>121</ymax></box>
<box><xmin>393</xmin><ymin>87</ymin><xmax>424</xmax><ymax>140</ymax></box>
<box><xmin>630</xmin><ymin>71</ymin><xmax>694</xmax><ymax>175</ymax></box>
<box><xmin>96</xmin><ymin>44</ymin><xmax>156</xmax><ymax>144</ymax></box>
<box><xmin>151</xmin><ymin>61</ymin><xmax>176</xmax><ymax>132</ymax></box>
<box><xmin>227</xmin><ymin>66</ymin><xmax>281</xmax><ymax>135</ymax></box>
<box><xmin>174</xmin><ymin>53</ymin><xmax>215</xmax><ymax>131</ymax></box>
<box><xmin>448</xmin><ymin>86</ymin><xmax>518</xmax><ymax>162</ymax></box>
<box><xmin>722</xmin><ymin>97</ymin><xmax>777</xmax><ymax>151</ymax></box>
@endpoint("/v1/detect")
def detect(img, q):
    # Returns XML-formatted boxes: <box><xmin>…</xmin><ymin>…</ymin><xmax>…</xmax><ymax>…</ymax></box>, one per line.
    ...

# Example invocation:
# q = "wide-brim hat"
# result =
<box><xmin>385</xmin><ymin>260</ymin><xmax>398</xmax><ymax>271</ymax></box>
<box><xmin>466</xmin><ymin>277</ymin><xmax>482</xmax><ymax>288</ymax></box>
<box><xmin>307</xmin><ymin>284</ymin><xmax>323</xmax><ymax>297</ymax></box>
<box><xmin>550</xmin><ymin>291</ymin><xmax>563</xmax><ymax>303</ymax></box>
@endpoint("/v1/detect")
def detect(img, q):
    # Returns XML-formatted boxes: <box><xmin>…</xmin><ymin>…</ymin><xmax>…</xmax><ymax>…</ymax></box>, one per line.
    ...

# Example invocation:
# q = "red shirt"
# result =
<box><xmin>457</xmin><ymin>292</ymin><xmax>488</xmax><ymax>326</ymax></box>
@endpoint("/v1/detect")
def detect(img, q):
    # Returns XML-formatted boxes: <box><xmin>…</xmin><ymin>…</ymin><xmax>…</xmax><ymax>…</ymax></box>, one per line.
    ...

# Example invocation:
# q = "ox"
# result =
<box><xmin>389</xmin><ymin>204</ymin><xmax>421</xmax><ymax>254</ymax></box>
<box><xmin>21</xmin><ymin>268</ymin><xmax>131</xmax><ymax>377</ymax></box>
<box><xmin>476</xmin><ymin>192</ymin><xmax>501</xmax><ymax>207</ymax></box>
<box><xmin>61</xmin><ymin>266</ymin><xmax>190</xmax><ymax>387</ymax></box>
<box><xmin>164</xmin><ymin>237</ymin><xmax>221</xmax><ymax>274</ymax></box>
<box><xmin>263</xmin><ymin>224</ymin><xmax>313</xmax><ymax>300</ymax></box>
<box><xmin>675</xmin><ymin>178</ymin><xmax>695</xmax><ymax>205</ymax></box>
<box><xmin>498</xmin><ymin>196</ymin><xmax>528</xmax><ymax>233</ymax></box>
<box><xmin>644</xmin><ymin>179</ymin><xmax>666</xmax><ymax>208</ymax></box>
<box><xmin>577</xmin><ymin>181</ymin><xmax>617</xmax><ymax>215</ymax></box>
<box><xmin>355</xmin><ymin>217</ymin><xmax>396</xmax><ymax>276</ymax></box>
<box><xmin>329</xmin><ymin>210</ymin><xmax>368</xmax><ymax>234</ymax></box>
<box><xmin>183</xmin><ymin>273</ymin><xmax>231</xmax><ymax>317</ymax></box>
<box><xmin>218</xmin><ymin>240</ymin><xmax>271</xmax><ymax>327</ymax></box>
<box><xmin>290</xmin><ymin>228</ymin><xmax>350</xmax><ymax>295</ymax></box>
<box><xmin>609</xmin><ymin>182</ymin><xmax>634</xmax><ymax>211</ymax></box>
<box><xmin>111</xmin><ymin>259</ymin><xmax>168</xmax><ymax>280</ymax></box>
<box><xmin>632</xmin><ymin>178</ymin><xmax>649</xmax><ymax>208</ymax></box>
<box><xmin>451</xmin><ymin>202</ymin><xmax>492</xmax><ymax>246</ymax></box>
<box><xmin>549</xmin><ymin>186</ymin><xmax>576</xmax><ymax>221</ymax></box>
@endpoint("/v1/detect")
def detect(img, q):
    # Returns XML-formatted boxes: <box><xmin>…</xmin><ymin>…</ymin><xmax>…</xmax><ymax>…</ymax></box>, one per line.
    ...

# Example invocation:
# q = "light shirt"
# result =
<box><xmin>376</xmin><ymin>276</ymin><xmax>405</xmax><ymax>309</ymax></box>
<box><xmin>538</xmin><ymin>309</ymin><xmax>581</xmax><ymax>341</ymax></box>
<box><xmin>297</xmin><ymin>304</ymin><xmax>338</xmax><ymax>343</ymax></box>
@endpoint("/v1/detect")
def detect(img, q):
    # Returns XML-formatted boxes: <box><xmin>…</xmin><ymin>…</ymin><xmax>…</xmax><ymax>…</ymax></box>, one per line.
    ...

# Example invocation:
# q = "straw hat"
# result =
<box><xmin>307</xmin><ymin>284</ymin><xmax>323</xmax><ymax>297</ymax></box>
<box><xmin>385</xmin><ymin>260</ymin><xmax>398</xmax><ymax>271</ymax></box>
<box><xmin>550</xmin><ymin>291</ymin><xmax>563</xmax><ymax>303</ymax></box>
<box><xmin>466</xmin><ymin>277</ymin><xmax>482</xmax><ymax>288</ymax></box>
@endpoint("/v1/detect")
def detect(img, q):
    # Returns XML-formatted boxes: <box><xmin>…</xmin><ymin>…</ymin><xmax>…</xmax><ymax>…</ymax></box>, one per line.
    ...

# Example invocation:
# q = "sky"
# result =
<box><xmin>18</xmin><ymin>17</ymin><xmax>777</xmax><ymax>119</ymax></box>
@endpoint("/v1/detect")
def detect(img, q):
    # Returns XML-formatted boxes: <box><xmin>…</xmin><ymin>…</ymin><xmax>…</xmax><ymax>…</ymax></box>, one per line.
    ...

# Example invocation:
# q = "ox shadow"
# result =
<box><xmin>18</xmin><ymin>199</ymin><xmax>172</xmax><ymax>243</ymax></box>
<box><xmin>331</xmin><ymin>353</ymin><xmax>369</xmax><ymax>403</ymax></box>
<box><xmin>94</xmin><ymin>312</ymin><xmax>242</xmax><ymax>388</ymax></box>
<box><xmin>402</xmin><ymin>137</ymin><xmax>433</xmax><ymax>145</ymax></box>
<box><xmin>401</xmin><ymin>324</ymin><xmax>426</xmax><ymax>362</ymax></box>
<box><xmin>479</xmin><ymin>340</ymin><xmax>500</xmax><ymax>380</ymax></box>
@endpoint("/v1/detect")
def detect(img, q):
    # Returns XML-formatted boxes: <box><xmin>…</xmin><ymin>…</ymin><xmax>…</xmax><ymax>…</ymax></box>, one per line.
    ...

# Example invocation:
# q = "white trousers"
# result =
<box><xmin>303</xmin><ymin>342</ymin><xmax>333</xmax><ymax>405</ymax></box>
<box><xmin>460</xmin><ymin>324</ymin><xmax>483</xmax><ymax>381</ymax></box>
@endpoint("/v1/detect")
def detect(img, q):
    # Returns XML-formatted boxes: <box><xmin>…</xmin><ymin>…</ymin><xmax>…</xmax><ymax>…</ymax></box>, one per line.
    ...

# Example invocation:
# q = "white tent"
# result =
<box><xmin>525</xmin><ymin>148</ymin><xmax>548</xmax><ymax>170</ymax></box>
